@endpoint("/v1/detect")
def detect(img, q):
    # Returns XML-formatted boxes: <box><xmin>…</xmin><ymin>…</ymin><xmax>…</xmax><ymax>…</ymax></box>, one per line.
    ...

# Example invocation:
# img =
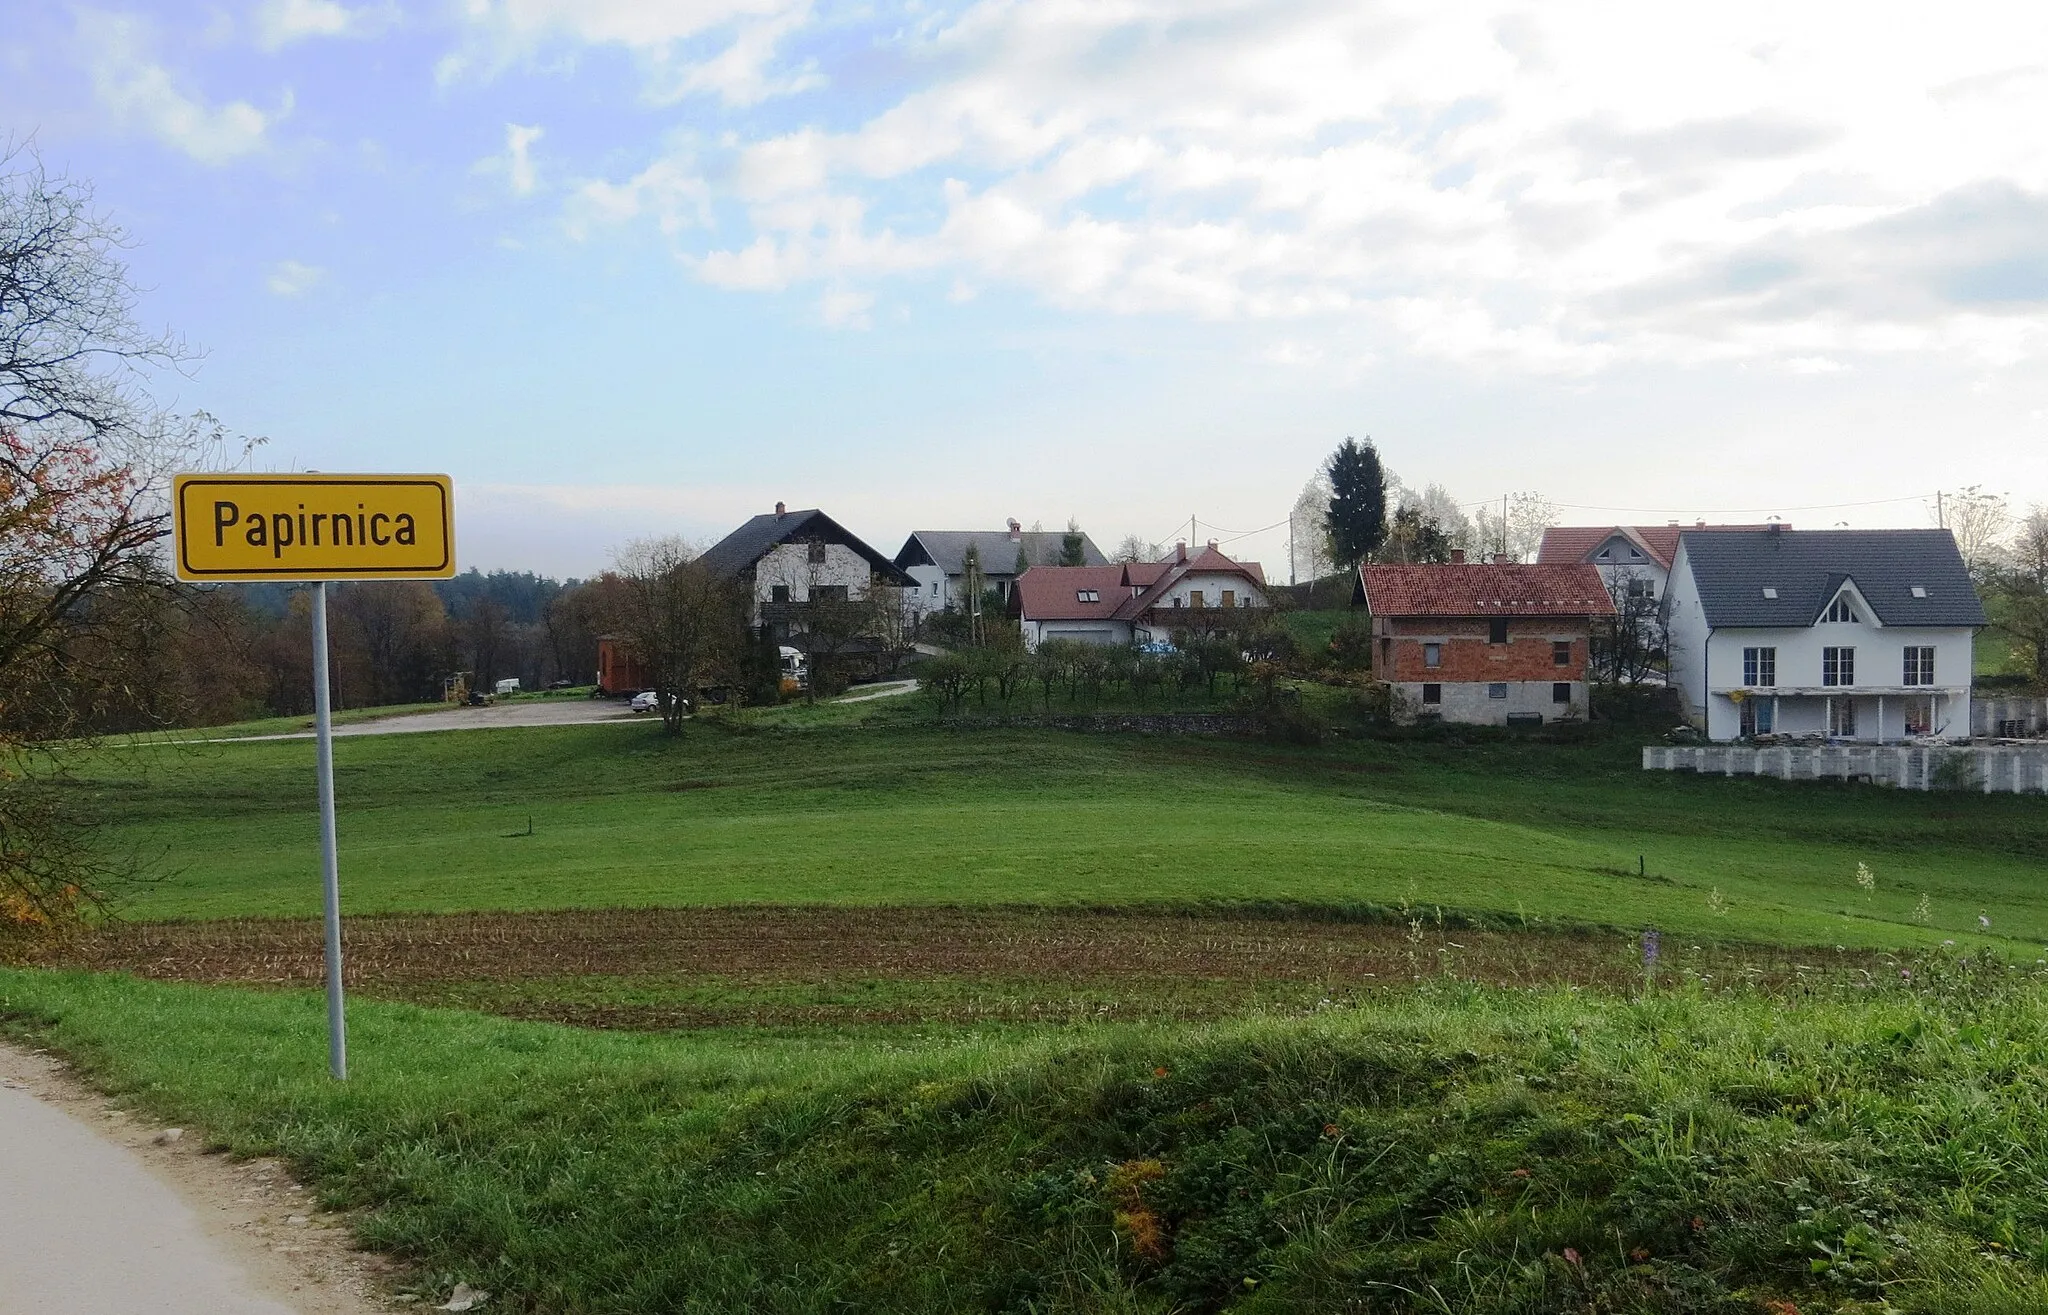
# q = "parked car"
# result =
<box><xmin>545</xmin><ymin>678</ymin><xmax>573</xmax><ymax>690</ymax></box>
<box><xmin>629</xmin><ymin>690</ymin><xmax>660</xmax><ymax>713</ymax></box>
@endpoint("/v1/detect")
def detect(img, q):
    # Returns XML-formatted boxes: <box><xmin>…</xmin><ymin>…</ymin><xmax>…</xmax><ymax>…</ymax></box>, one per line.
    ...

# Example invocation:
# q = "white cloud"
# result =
<box><xmin>79</xmin><ymin>9</ymin><xmax>272</xmax><ymax>164</ymax></box>
<box><xmin>559</xmin><ymin>0</ymin><xmax>2048</xmax><ymax>373</ymax></box>
<box><xmin>252</xmin><ymin>0</ymin><xmax>394</xmax><ymax>50</ymax></box>
<box><xmin>266</xmin><ymin>259</ymin><xmax>325</xmax><ymax>294</ymax></box>
<box><xmin>818</xmin><ymin>286</ymin><xmax>872</xmax><ymax>328</ymax></box>
<box><xmin>443</xmin><ymin>0</ymin><xmax>816</xmax><ymax>107</ymax></box>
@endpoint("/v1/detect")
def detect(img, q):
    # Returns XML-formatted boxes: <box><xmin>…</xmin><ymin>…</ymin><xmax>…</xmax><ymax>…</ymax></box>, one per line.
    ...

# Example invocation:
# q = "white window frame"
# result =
<box><xmin>1742</xmin><ymin>646</ymin><xmax>1776</xmax><ymax>687</ymax></box>
<box><xmin>1903</xmin><ymin>646</ymin><xmax>1935</xmax><ymax>686</ymax></box>
<box><xmin>1822</xmin><ymin>646</ymin><xmax>1854</xmax><ymax>687</ymax></box>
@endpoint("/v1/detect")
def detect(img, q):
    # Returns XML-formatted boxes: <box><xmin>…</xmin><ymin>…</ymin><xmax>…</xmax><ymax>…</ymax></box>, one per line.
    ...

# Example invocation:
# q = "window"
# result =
<box><xmin>1910</xmin><ymin>586</ymin><xmax>1928</xmax><ymax>599</ymax></box>
<box><xmin>770</xmin><ymin>584</ymin><xmax>790</xmax><ymax>604</ymax></box>
<box><xmin>1824</xmin><ymin>594</ymin><xmax>1858</xmax><ymax>623</ymax></box>
<box><xmin>1488</xmin><ymin>618</ymin><xmax>1509</xmax><ymax>644</ymax></box>
<box><xmin>1221</xmin><ymin>589</ymin><xmax>1235</xmax><ymax>608</ymax></box>
<box><xmin>929</xmin><ymin>582</ymin><xmax>939</xmax><ymax>597</ymax></box>
<box><xmin>1761</xmin><ymin>587</ymin><xmax>1778</xmax><ymax>599</ymax></box>
<box><xmin>1741</xmin><ymin>699</ymin><xmax>1775</xmax><ymax>736</ymax></box>
<box><xmin>1742</xmin><ymin>646</ymin><xmax>1776</xmax><ymax>687</ymax></box>
<box><xmin>1075</xmin><ymin>589</ymin><xmax>1100</xmax><ymax>603</ymax></box>
<box><xmin>1421</xmin><ymin>683</ymin><xmax>1442</xmax><ymax>705</ymax></box>
<box><xmin>1423</xmin><ymin>642</ymin><xmax>1442</xmax><ymax>668</ymax></box>
<box><xmin>1822</xmin><ymin>646</ymin><xmax>1854</xmax><ymax>686</ymax></box>
<box><xmin>1188</xmin><ymin>589</ymin><xmax>1205</xmax><ymax>608</ymax></box>
<box><xmin>807</xmin><ymin>541</ymin><xmax>827</xmax><ymax>565</ymax></box>
<box><xmin>1552</xmin><ymin>641</ymin><xmax>1571</xmax><ymax>666</ymax></box>
<box><xmin>1552</xmin><ymin>682</ymin><xmax>1571</xmax><ymax>703</ymax></box>
<box><xmin>1488</xmin><ymin>682</ymin><xmax>1509</xmax><ymax>699</ymax></box>
<box><xmin>813</xmin><ymin>584</ymin><xmax>848</xmax><ymax>603</ymax></box>
<box><xmin>1903</xmin><ymin>646</ymin><xmax>1935</xmax><ymax>686</ymax></box>
<box><xmin>1904</xmin><ymin>697</ymin><xmax>1933</xmax><ymax>735</ymax></box>
<box><xmin>1627</xmin><ymin>578</ymin><xmax>1653</xmax><ymax>598</ymax></box>
<box><xmin>1829</xmin><ymin>699</ymin><xmax>1858</xmax><ymax>737</ymax></box>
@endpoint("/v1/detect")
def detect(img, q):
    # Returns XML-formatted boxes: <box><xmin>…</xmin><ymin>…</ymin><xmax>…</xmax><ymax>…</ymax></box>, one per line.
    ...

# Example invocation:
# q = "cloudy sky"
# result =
<box><xmin>7</xmin><ymin>0</ymin><xmax>2048</xmax><ymax>576</ymax></box>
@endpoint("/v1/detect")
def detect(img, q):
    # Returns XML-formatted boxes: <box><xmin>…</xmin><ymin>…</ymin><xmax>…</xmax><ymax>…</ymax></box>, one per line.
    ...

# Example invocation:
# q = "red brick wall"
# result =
<box><xmin>1379</xmin><ymin>617</ymin><xmax>1591</xmax><ymax>682</ymax></box>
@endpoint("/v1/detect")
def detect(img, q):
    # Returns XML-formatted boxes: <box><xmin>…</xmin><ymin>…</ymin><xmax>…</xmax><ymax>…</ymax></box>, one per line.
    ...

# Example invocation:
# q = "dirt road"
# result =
<box><xmin>0</xmin><ymin>1043</ymin><xmax>394</xmax><ymax>1314</ymax></box>
<box><xmin>219</xmin><ymin>696</ymin><xmax>646</xmax><ymax>741</ymax></box>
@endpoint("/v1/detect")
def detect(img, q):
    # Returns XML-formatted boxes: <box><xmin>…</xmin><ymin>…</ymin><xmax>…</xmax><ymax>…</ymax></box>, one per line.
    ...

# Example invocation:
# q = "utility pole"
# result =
<box><xmin>1937</xmin><ymin>490</ymin><xmax>1945</xmax><ymax>529</ymax></box>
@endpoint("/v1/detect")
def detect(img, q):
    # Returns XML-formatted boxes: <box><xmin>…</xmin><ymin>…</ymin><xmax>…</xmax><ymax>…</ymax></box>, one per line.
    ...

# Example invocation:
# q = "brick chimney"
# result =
<box><xmin>1008</xmin><ymin>518</ymin><xmax>1021</xmax><ymax>541</ymax></box>
<box><xmin>1175</xmin><ymin>541</ymin><xmax>1188</xmax><ymax>564</ymax></box>
<box><xmin>1449</xmin><ymin>548</ymin><xmax>1466</xmax><ymax>564</ymax></box>
<box><xmin>1493</xmin><ymin>552</ymin><xmax>1511</xmax><ymax>565</ymax></box>
<box><xmin>775</xmin><ymin>501</ymin><xmax>786</xmax><ymax>518</ymax></box>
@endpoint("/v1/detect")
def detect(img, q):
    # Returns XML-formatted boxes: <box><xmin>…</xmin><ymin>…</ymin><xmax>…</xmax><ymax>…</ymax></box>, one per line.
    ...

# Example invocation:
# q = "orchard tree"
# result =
<box><xmin>1322</xmin><ymin>437</ymin><xmax>1388</xmax><ymax>572</ymax></box>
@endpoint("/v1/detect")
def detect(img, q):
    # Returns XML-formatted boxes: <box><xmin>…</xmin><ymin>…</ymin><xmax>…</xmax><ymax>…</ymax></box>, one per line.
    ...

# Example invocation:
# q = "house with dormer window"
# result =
<box><xmin>1009</xmin><ymin>542</ymin><xmax>1267</xmax><ymax>649</ymax></box>
<box><xmin>1537</xmin><ymin>522</ymin><xmax>1784</xmax><ymax>604</ymax></box>
<box><xmin>1662</xmin><ymin>527</ymin><xmax>1986</xmax><ymax>742</ymax></box>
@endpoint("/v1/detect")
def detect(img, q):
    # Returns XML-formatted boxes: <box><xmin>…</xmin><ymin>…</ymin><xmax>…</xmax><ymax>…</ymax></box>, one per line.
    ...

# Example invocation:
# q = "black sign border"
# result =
<box><xmin>175</xmin><ymin>476</ymin><xmax>454</xmax><ymax>579</ymax></box>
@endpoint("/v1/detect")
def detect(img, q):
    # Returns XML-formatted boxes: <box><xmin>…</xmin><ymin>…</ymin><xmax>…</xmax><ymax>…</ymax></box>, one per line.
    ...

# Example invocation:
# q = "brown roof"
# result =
<box><xmin>1358</xmin><ymin>563</ymin><xmax>1616</xmax><ymax>617</ymax></box>
<box><xmin>1536</xmin><ymin>523</ymin><xmax>1784</xmax><ymax>570</ymax></box>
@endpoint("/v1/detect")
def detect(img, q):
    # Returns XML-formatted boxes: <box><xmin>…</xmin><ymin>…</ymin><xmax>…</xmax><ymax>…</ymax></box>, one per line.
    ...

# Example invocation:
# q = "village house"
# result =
<box><xmin>696</xmin><ymin>503</ymin><xmax>915</xmax><ymax>639</ymax></box>
<box><xmin>1356</xmin><ymin>553</ymin><xmax>1613</xmax><ymax>725</ymax></box>
<box><xmin>1536</xmin><ymin>521</ymin><xmax>1784</xmax><ymax>605</ymax></box>
<box><xmin>894</xmin><ymin>520</ymin><xmax>1109</xmax><ymax>619</ymax></box>
<box><xmin>1011</xmin><ymin>542</ymin><xmax>1268</xmax><ymax>649</ymax></box>
<box><xmin>1663</xmin><ymin>527</ymin><xmax>1984</xmax><ymax>742</ymax></box>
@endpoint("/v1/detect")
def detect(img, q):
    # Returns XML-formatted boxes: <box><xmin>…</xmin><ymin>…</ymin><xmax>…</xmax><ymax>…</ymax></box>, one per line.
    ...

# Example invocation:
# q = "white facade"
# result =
<box><xmin>1586</xmin><ymin>534</ymin><xmax>1669</xmax><ymax>604</ymax></box>
<box><xmin>1666</xmin><ymin>549</ymin><xmax>1974</xmax><ymax>743</ymax></box>
<box><xmin>1022</xmin><ymin>619</ymin><xmax>1133</xmax><ymax>648</ymax></box>
<box><xmin>751</xmin><ymin>541</ymin><xmax>874</xmax><ymax>623</ymax></box>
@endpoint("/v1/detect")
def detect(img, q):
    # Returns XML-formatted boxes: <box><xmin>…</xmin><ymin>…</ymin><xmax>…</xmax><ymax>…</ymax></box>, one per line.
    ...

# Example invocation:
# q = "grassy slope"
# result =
<box><xmin>8</xmin><ymin>966</ymin><xmax>2048</xmax><ymax>1313</ymax></box>
<box><xmin>75</xmin><ymin>715</ymin><xmax>2048</xmax><ymax>948</ymax></box>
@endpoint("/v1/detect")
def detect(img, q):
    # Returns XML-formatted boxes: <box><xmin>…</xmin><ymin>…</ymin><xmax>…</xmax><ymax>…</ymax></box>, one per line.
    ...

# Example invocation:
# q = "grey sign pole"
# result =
<box><xmin>310</xmin><ymin>581</ymin><xmax>348</xmax><ymax>1080</ymax></box>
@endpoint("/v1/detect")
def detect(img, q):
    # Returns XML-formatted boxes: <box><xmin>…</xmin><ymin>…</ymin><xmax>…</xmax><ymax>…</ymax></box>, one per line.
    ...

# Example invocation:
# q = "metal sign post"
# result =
<box><xmin>171</xmin><ymin>472</ymin><xmax>457</xmax><ymax>1081</ymax></box>
<box><xmin>310</xmin><ymin>581</ymin><xmax>347</xmax><ymax>1080</ymax></box>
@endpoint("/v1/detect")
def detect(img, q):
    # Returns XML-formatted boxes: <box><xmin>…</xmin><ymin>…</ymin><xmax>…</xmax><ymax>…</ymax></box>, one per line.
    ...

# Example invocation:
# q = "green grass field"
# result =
<box><xmin>15</xmin><ymin>712</ymin><xmax>2048</xmax><ymax>1310</ymax></box>
<box><xmin>9</xmin><ymin>963</ymin><xmax>2048</xmax><ymax>1313</ymax></box>
<box><xmin>70</xmin><ymin>714</ymin><xmax>2048</xmax><ymax>947</ymax></box>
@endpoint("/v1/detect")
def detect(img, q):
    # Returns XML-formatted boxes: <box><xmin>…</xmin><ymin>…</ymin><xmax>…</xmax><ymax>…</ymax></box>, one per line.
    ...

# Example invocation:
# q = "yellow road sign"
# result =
<box><xmin>173</xmin><ymin>473</ymin><xmax>456</xmax><ymax>581</ymax></box>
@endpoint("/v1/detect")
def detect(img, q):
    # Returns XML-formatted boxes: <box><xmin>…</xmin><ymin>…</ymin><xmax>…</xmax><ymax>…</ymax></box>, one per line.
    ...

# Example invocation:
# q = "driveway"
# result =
<box><xmin>217</xmin><ymin>698</ymin><xmax>647</xmax><ymax>742</ymax></box>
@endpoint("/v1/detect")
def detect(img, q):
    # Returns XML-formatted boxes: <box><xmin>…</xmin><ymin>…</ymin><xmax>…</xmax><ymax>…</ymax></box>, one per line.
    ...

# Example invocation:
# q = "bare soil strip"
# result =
<box><xmin>22</xmin><ymin>907</ymin><xmax>1898</xmax><ymax>1030</ymax></box>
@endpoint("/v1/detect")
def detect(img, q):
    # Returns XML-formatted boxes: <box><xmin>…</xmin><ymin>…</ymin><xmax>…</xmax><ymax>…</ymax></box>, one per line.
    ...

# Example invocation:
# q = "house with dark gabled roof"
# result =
<box><xmin>1357</xmin><ymin>552</ymin><xmax>1614</xmax><ymax>725</ymax></box>
<box><xmin>1663</xmin><ymin>527</ymin><xmax>1986</xmax><ymax>742</ymax></box>
<box><xmin>894</xmin><ymin>520</ymin><xmax>1109</xmax><ymax>618</ymax></box>
<box><xmin>1009</xmin><ymin>541</ymin><xmax>1267</xmax><ymax>649</ymax></box>
<box><xmin>698</xmin><ymin>502</ymin><xmax>914</xmax><ymax>637</ymax></box>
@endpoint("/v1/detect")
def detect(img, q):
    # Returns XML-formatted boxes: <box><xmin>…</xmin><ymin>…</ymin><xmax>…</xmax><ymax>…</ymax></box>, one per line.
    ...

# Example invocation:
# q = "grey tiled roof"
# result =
<box><xmin>1678</xmin><ymin>529</ymin><xmax>1986</xmax><ymax>628</ymax></box>
<box><xmin>895</xmin><ymin>530</ymin><xmax>1108</xmax><ymax>576</ymax></box>
<box><xmin>698</xmin><ymin>509</ymin><xmax>912</xmax><ymax>584</ymax></box>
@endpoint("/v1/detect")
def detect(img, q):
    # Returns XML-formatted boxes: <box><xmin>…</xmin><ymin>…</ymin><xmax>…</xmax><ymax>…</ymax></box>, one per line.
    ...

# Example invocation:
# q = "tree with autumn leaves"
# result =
<box><xmin>1</xmin><ymin>146</ymin><xmax>254</xmax><ymax>938</ymax></box>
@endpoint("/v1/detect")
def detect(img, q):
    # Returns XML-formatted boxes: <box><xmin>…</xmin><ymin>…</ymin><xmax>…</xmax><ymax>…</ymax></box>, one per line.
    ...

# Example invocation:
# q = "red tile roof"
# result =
<box><xmin>1536</xmin><ymin>524</ymin><xmax>1785</xmax><ymax>570</ymax></box>
<box><xmin>1359</xmin><ymin>563</ymin><xmax>1615</xmax><ymax>617</ymax></box>
<box><xmin>1011</xmin><ymin>565</ymin><xmax>1131</xmax><ymax>621</ymax></box>
<box><xmin>1013</xmin><ymin>547</ymin><xmax>1269</xmax><ymax>622</ymax></box>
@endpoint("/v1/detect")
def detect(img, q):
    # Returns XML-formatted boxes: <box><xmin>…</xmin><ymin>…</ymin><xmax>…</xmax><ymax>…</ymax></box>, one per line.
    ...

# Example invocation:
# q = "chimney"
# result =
<box><xmin>1449</xmin><ymin>548</ymin><xmax>1466</xmax><ymax>565</ymax></box>
<box><xmin>1492</xmin><ymin>552</ymin><xmax>1511</xmax><ymax>565</ymax></box>
<box><xmin>1008</xmin><ymin>518</ymin><xmax>1021</xmax><ymax>541</ymax></box>
<box><xmin>1206</xmin><ymin>538</ymin><xmax>1218</xmax><ymax>551</ymax></box>
<box><xmin>1696</xmin><ymin>519</ymin><xmax>1706</xmax><ymax>528</ymax></box>
<box><xmin>775</xmin><ymin>501</ymin><xmax>786</xmax><ymax>518</ymax></box>
<box><xmin>1175</xmin><ymin>541</ymin><xmax>1188</xmax><ymax>564</ymax></box>
<box><xmin>1667</xmin><ymin>519</ymin><xmax>1679</xmax><ymax>527</ymax></box>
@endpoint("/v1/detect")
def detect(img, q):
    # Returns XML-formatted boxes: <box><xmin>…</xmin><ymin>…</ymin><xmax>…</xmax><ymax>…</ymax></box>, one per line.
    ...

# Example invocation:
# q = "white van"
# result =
<box><xmin>494</xmin><ymin>677</ymin><xmax>521</xmax><ymax>696</ymax></box>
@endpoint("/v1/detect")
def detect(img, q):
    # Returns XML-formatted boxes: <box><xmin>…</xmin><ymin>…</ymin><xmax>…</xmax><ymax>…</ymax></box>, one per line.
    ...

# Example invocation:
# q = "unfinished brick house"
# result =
<box><xmin>1355</xmin><ymin>553</ymin><xmax>1615</xmax><ymax>725</ymax></box>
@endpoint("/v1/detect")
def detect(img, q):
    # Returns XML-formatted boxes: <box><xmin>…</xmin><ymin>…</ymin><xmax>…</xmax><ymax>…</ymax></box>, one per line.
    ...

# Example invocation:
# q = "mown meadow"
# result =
<box><xmin>60</xmin><ymin>707</ymin><xmax>2048</xmax><ymax>949</ymax></box>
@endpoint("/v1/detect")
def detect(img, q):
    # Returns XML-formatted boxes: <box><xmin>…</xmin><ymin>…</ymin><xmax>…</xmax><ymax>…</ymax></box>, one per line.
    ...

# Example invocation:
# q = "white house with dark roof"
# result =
<box><xmin>1663</xmin><ymin>528</ymin><xmax>1985</xmax><ymax>743</ymax></box>
<box><xmin>894</xmin><ymin>521</ymin><xmax>1109</xmax><ymax>619</ymax></box>
<box><xmin>1536</xmin><ymin>522</ymin><xmax>1784</xmax><ymax>606</ymax></box>
<box><xmin>698</xmin><ymin>503</ymin><xmax>915</xmax><ymax>636</ymax></box>
<box><xmin>1010</xmin><ymin>542</ymin><xmax>1267</xmax><ymax>650</ymax></box>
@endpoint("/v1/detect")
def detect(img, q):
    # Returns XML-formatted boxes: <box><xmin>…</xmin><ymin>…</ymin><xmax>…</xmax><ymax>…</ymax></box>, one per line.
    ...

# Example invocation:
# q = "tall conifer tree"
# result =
<box><xmin>1323</xmin><ymin>437</ymin><xmax>1388</xmax><ymax>570</ymax></box>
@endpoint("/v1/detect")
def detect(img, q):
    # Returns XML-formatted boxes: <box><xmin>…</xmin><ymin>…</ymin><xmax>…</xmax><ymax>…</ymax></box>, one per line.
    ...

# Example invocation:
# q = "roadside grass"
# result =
<box><xmin>67</xmin><ymin>719</ymin><xmax>2048</xmax><ymax>948</ymax></box>
<box><xmin>8</xmin><ymin>964</ymin><xmax>2048</xmax><ymax>1312</ymax></box>
<box><xmin>171</xmin><ymin>700</ymin><xmax>451</xmax><ymax>739</ymax></box>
